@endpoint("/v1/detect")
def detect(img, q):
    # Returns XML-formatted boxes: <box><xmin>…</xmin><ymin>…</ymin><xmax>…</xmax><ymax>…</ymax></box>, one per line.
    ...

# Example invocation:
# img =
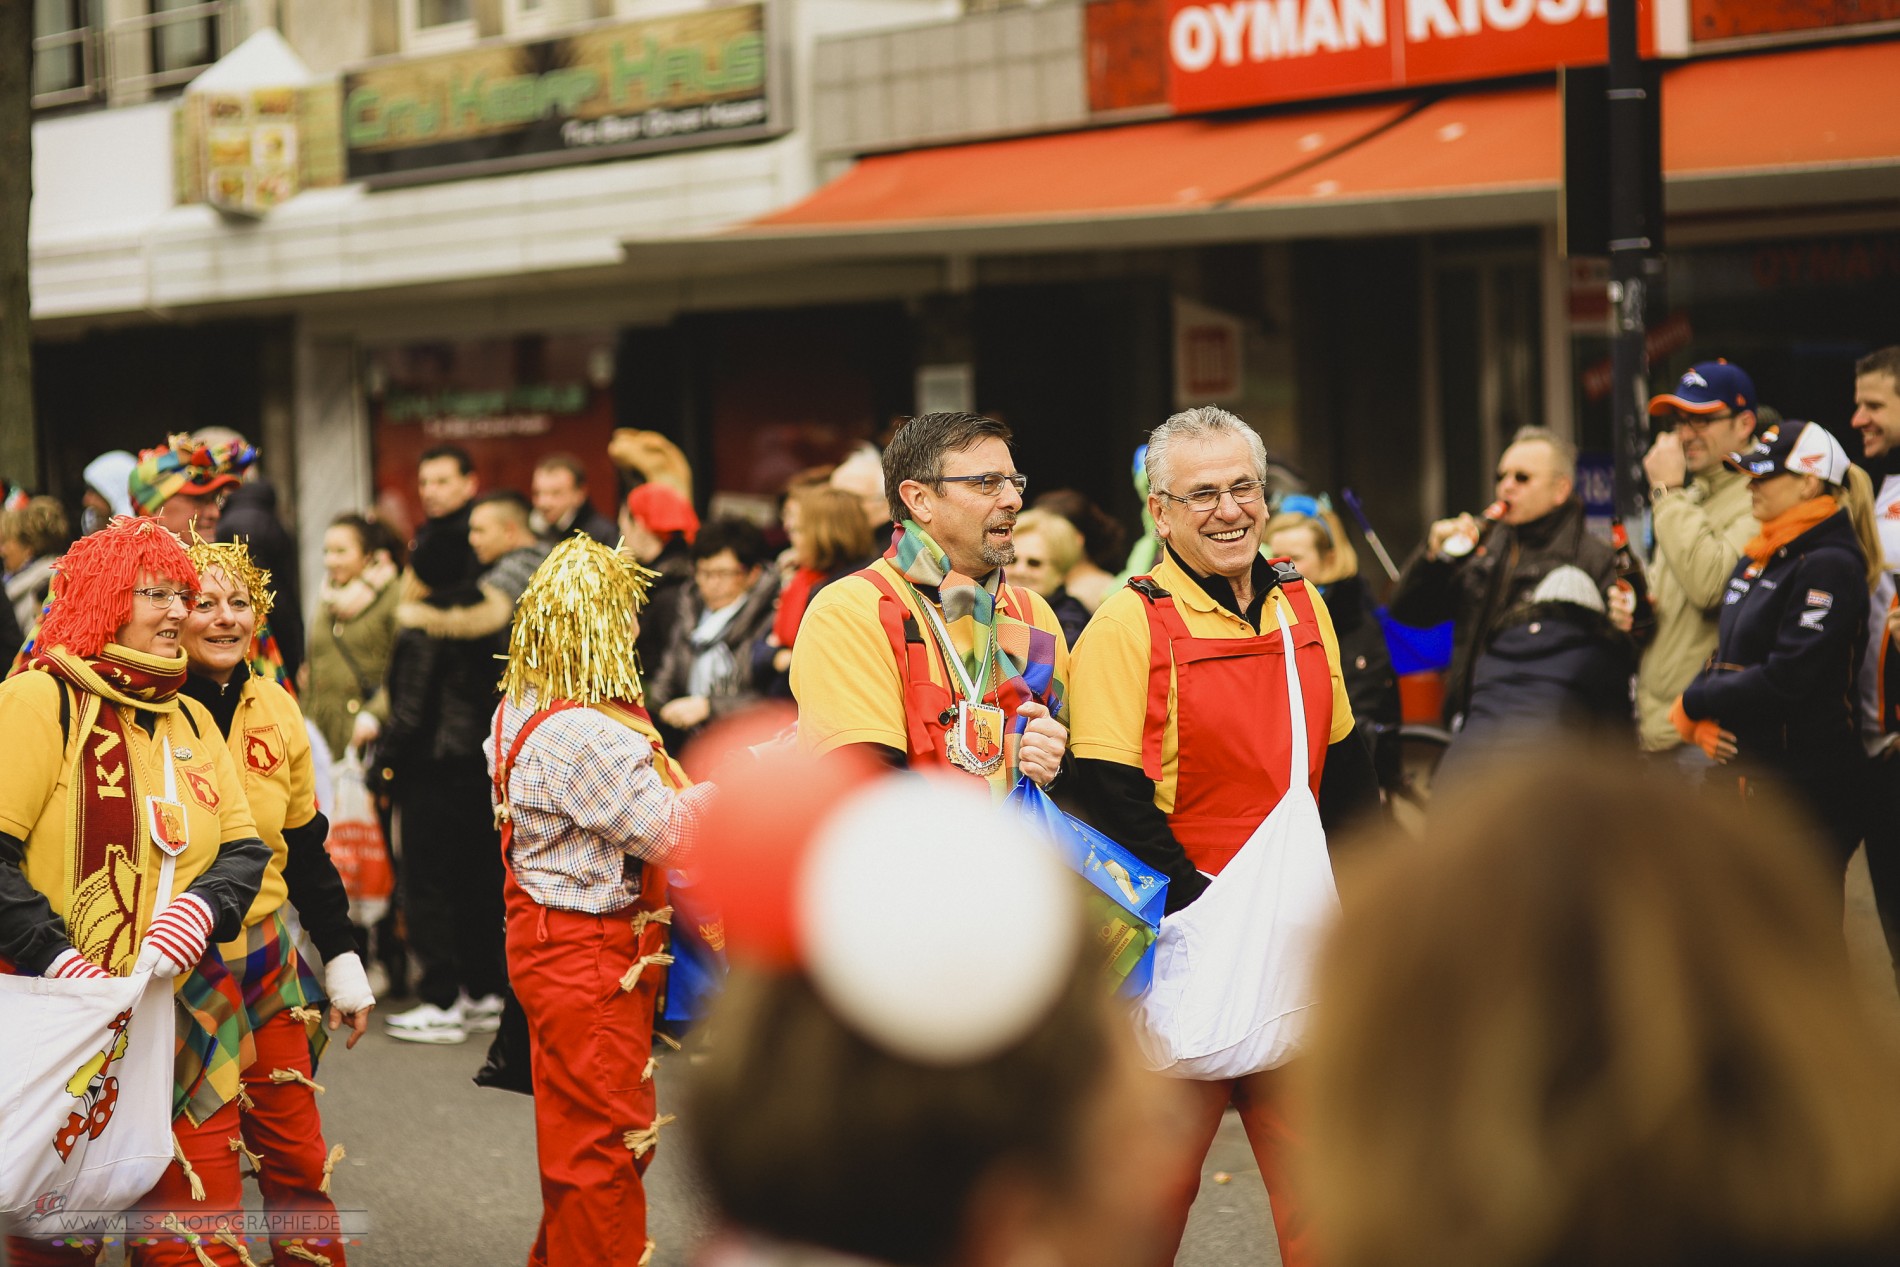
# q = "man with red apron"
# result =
<box><xmin>1069</xmin><ymin>408</ymin><xmax>1380</xmax><ymax>1267</ymax></box>
<box><xmin>483</xmin><ymin>536</ymin><xmax>715</xmax><ymax>1267</ymax></box>
<box><xmin>792</xmin><ymin>413</ymin><xmax>1069</xmax><ymax>798</ymax></box>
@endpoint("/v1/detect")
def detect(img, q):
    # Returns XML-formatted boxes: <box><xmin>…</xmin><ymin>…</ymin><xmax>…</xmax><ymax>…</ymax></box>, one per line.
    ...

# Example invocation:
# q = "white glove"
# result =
<box><xmin>324</xmin><ymin>951</ymin><xmax>376</xmax><ymax>1016</ymax></box>
<box><xmin>351</xmin><ymin>711</ymin><xmax>381</xmax><ymax>750</ymax></box>
<box><xmin>133</xmin><ymin>893</ymin><xmax>216</xmax><ymax>979</ymax></box>
<box><xmin>47</xmin><ymin>948</ymin><xmax>111</xmax><ymax>980</ymax></box>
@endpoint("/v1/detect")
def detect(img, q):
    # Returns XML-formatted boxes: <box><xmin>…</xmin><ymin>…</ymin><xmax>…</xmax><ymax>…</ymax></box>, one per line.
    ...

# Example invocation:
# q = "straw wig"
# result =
<box><xmin>37</xmin><ymin>517</ymin><xmax>199</xmax><ymax>659</ymax></box>
<box><xmin>184</xmin><ymin>535</ymin><xmax>275</xmax><ymax>625</ymax></box>
<box><xmin>501</xmin><ymin>535</ymin><xmax>657</xmax><ymax>706</ymax></box>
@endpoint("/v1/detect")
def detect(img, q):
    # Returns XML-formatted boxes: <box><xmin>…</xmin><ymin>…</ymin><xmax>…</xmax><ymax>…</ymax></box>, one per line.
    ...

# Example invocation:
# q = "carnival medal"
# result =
<box><xmin>952</xmin><ymin>700</ymin><xmax>1007</xmax><ymax>776</ymax></box>
<box><xmin>917</xmin><ymin>593</ymin><xmax>1007</xmax><ymax>777</ymax></box>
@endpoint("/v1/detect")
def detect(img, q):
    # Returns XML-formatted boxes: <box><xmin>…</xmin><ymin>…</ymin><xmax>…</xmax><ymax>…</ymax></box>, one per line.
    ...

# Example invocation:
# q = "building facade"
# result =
<box><xmin>25</xmin><ymin>0</ymin><xmax>1900</xmax><ymax>601</ymax></box>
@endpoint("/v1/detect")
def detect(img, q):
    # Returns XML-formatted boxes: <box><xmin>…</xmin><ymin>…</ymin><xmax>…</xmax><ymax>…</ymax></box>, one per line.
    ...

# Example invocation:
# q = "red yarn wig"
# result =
<box><xmin>37</xmin><ymin>517</ymin><xmax>200</xmax><ymax>659</ymax></box>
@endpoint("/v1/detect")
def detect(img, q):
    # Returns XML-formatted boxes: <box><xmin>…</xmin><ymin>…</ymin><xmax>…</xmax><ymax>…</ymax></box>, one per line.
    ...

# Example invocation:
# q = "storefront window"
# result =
<box><xmin>418</xmin><ymin>0</ymin><xmax>472</xmax><ymax>25</ymax></box>
<box><xmin>149</xmin><ymin>0</ymin><xmax>219</xmax><ymax>78</ymax></box>
<box><xmin>32</xmin><ymin>0</ymin><xmax>94</xmax><ymax>106</ymax></box>
<box><xmin>367</xmin><ymin>333</ymin><xmax>622</xmax><ymax>543</ymax></box>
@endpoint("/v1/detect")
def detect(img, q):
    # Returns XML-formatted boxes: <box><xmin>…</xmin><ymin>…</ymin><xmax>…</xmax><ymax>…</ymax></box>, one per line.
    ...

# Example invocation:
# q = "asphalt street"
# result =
<box><xmin>311</xmin><ymin>1029</ymin><xmax>1277</xmax><ymax>1267</ymax></box>
<box><xmin>57</xmin><ymin>852</ymin><xmax>1898</xmax><ymax>1267</ymax></box>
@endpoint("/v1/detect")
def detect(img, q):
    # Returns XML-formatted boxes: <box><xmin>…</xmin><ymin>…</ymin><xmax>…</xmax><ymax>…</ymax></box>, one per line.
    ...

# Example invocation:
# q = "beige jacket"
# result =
<box><xmin>1636</xmin><ymin>465</ymin><xmax>1759</xmax><ymax>750</ymax></box>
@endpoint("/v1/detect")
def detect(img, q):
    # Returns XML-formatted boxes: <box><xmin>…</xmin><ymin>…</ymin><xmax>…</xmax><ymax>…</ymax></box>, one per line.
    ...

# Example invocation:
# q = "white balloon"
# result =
<box><xmin>798</xmin><ymin>776</ymin><xmax>1079</xmax><ymax>1065</ymax></box>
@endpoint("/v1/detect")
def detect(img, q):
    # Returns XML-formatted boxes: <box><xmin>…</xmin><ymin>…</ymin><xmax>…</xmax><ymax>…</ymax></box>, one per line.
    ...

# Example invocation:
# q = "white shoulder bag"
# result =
<box><xmin>1133</xmin><ymin>598</ymin><xmax>1342</xmax><ymax>1079</ymax></box>
<box><xmin>0</xmin><ymin>731</ymin><xmax>185</xmax><ymax>1223</ymax></box>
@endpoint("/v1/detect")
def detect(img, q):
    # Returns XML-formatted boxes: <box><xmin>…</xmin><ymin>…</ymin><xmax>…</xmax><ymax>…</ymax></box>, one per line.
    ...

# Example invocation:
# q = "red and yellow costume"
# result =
<box><xmin>1070</xmin><ymin>548</ymin><xmax>1356</xmax><ymax>1267</ymax></box>
<box><xmin>0</xmin><ymin>519</ymin><xmax>270</xmax><ymax>1267</ymax></box>
<box><xmin>486</xmin><ymin>536</ymin><xmax>713</xmax><ymax>1266</ymax></box>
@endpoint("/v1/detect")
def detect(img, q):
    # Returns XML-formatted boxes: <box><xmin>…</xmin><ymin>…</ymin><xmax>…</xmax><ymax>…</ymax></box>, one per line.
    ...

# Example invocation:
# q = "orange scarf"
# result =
<box><xmin>1743</xmin><ymin>495</ymin><xmax>1838</xmax><ymax>568</ymax></box>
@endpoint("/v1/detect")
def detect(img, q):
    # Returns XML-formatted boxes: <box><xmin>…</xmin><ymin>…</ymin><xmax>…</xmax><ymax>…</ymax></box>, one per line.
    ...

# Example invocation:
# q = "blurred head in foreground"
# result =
<box><xmin>688</xmin><ymin>761</ymin><xmax>1182</xmax><ymax>1267</ymax></box>
<box><xmin>1301</xmin><ymin>748</ymin><xmax>1900</xmax><ymax>1267</ymax></box>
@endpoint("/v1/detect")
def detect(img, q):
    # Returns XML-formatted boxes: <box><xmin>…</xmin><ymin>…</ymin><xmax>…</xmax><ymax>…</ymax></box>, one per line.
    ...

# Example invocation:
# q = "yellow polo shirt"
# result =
<box><xmin>791</xmin><ymin>559</ymin><xmax>1071</xmax><ymax>756</ymax></box>
<box><xmin>1069</xmin><ymin>551</ymin><xmax>1355</xmax><ymax>813</ymax></box>
<box><xmin>0</xmin><ymin>671</ymin><xmax>258</xmax><ymax>966</ymax></box>
<box><xmin>217</xmin><ymin>675</ymin><xmax>318</xmax><ymax>931</ymax></box>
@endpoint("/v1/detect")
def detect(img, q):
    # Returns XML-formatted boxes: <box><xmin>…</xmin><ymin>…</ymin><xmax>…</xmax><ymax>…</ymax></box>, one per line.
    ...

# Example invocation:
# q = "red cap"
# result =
<box><xmin>624</xmin><ymin>482</ymin><xmax>699</xmax><ymax>545</ymax></box>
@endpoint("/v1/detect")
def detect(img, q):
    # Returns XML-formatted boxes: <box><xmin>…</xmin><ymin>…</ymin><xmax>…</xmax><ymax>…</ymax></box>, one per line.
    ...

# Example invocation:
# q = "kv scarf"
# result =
<box><xmin>885</xmin><ymin>522</ymin><xmax>1068</xmax><ymax>796</ymax></box>
<box><xmin>23</xmin><ymin>643</ymin><xmax>188</xmax><ymax>974</ymax></box>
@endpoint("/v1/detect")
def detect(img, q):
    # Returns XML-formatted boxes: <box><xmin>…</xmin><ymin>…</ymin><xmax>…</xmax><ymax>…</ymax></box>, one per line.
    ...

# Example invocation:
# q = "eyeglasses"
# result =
<box><xmin>1155</xmin><ymin>480</ymin><xmax>1266</xmax><ymax>513</ymax></box>
<box><xmin>132</xmin><ymin>587</ymin><xmax>196</xmax><ymax>610</ymax></box>
<box><xmin>1673</xmin><ymin>412</ymin><xmax>1736</xmax><ymax>431</ymax></box>
<box><xmin>1496</xmin><ymin>470</ymin><xmax>1536</xmax><ymax>485</ymax></box>
<box><xmin>935</xmin><ymin>472</ymin><xmax>1028</xmax><ymax>498</ymax></box>
<box><xmin>694</xmin><ymin>565</ymin><xmax>748</xmax><ymax>581</ymax></box>
<box><xmin>1020</xmin><ymin>556</ymin><xmax>1048</xmax><ymax>569</ymax></box>
<box><xmin>188</xmin><ymin>594</ymin><xmax>252</xmax><ymax>615</ymax></box>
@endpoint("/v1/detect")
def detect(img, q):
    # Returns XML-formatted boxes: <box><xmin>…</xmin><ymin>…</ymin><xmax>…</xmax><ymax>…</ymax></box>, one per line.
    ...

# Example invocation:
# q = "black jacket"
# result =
<box><xmin>1323</xmin><ymin>575</ymin><xmax>1401</xmax><ymax>733</ymax></box>
<box><xmin>1456</xmin><ymin>601</ymin><xmax>1635</xmax><ymax>743</ymax></box>
<box><xmin>637</xmin><ymin>540</ymin><xmax>692</xmax><ymax>685</ymax></box>
<box><xmin>1390</xmin><ymin>497</ymin><xmax>1619</xmax><ymax>724</ymax></box>
<box><xmin>219</xmin><ymin>480</ymin><xmax>304</xmax><ymax>681</ymax></box>
<box><xmin>648</xmin><ymin>569</ymin><xmax>781</xmax><ymax>739</ymax></box>
<box><xmin>545</xmin><ymin>503</ymin><xmax>618</xmax><ymax>549</ymax></box>
<box><xmin>1683</xmin><ymin>508</ymin><xmax>1869</xmax><ymax>764</ymax></box>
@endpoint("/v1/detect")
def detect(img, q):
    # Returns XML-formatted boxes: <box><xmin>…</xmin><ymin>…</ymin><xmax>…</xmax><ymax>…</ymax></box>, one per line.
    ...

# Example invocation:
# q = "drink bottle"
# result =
<box><xmin>1441</xmin><ymin>501</ymin><xmax>1506</xmax><ymax>559</ymax></box>
<box><xmin>1610</xmin><ymin>518</ymin><xmax>1655</xmax><ymax>640</ymax></box>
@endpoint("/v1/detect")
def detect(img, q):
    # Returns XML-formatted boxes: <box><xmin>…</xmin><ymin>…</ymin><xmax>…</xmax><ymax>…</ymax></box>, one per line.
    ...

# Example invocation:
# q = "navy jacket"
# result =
<box><xmin>1683</xmin><ymin>508</ymin><xmax>1868</xmax><ymax>761</ymax></box>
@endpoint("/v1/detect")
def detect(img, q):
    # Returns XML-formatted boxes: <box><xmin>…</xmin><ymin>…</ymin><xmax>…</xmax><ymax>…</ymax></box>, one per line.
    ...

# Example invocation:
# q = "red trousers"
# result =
<box><xmin>10</xmin><ymin>1013</ymin><xmax>347</xmax><ymax>1267</ymax></box>
<box><xmin>1153</xmin><ymin>1067</ymin><xmax>1311</xmax><ymax>1267</ymax></box>
<box><xmin>506</xmin><ymin>882</ymin><xmax>666</xmax><ymax>1267</ymax></box>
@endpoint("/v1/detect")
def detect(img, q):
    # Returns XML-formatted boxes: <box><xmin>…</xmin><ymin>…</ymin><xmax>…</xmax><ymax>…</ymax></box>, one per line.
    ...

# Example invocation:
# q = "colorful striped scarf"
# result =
<box><xmin>886</xmin><ymin>522</ymin><xmax>1068</xmax><ymax>797</ymax></box>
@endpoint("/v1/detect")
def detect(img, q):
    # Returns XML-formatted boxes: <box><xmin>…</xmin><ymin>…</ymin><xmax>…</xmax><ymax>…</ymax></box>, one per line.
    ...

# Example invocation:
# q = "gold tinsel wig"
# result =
<box><xmin>501</xmin><ymin>535</ymin><xmax>657</xmax><ymax>706</ymax></box>
<box><xmin>184</xmin><ymin>534</ymin><xmax>275</xmax><ymax>625</ymax></box>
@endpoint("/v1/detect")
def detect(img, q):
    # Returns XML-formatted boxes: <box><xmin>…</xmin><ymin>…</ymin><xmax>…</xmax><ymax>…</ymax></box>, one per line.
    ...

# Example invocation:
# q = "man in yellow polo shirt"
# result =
<box><xmin>1069</xmin><ymin>405</ymin><xmax>1379</xmax><ymax>1267</ymax></box>
<box><xmin>791</xmin><ymin>412</ymin><xmax>1068</xmax><ymax>799</ymax></box>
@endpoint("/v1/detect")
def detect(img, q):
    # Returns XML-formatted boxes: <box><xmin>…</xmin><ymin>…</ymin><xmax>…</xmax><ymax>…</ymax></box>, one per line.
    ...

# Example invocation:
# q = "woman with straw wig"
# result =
<box><xmin>0</xmin><ymin>517</ymin><xmax>269</xmax><ymax>1267</ymax></box>
<box><xmin>484</xmin><ymin>534</ymin><xmax>715</xmax><ymax>1267</ymax></box>
<box><xmin>175</xmin><ymin>534</ymin><xmax>375</xmax><ymax>1267</ymax></box>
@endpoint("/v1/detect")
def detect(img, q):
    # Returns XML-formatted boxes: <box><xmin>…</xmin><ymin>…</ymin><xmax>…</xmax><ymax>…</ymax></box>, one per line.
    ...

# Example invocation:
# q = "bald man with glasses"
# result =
<box><xmin>1634</xmin><ymin>359</ymin><xmax>1764</xmax><ymax>762</ymax></box>
<box><xmin>1391</xmin><ymin>424</ymin><xmax>1620</xmax><ymax>728</ymax></box>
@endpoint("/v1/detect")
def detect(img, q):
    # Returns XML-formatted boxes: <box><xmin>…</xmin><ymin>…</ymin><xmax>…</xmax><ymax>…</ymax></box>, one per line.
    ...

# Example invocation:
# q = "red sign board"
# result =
<box><xmin>1166</xmin><ymin>0</ymin><xmax>1653</xmax><ymax>113</ymax></box>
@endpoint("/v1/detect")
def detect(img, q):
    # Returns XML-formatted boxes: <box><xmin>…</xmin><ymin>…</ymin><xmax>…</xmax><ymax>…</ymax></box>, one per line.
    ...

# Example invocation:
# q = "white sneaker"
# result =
<box><xmin>385</xmin><ymin>1001</ymin><xmax>466</xmax><ymax>1044</ymax></box>
<box><xmin>462</xmin><ymin>993</ymin><xmax>504</xmax><ymax>1034</ymax></box>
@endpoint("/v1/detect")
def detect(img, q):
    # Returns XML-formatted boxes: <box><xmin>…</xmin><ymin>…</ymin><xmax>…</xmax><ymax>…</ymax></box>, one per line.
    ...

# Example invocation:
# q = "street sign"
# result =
<box><xmin>1559</xmin><ymin>60</ymin><xmax>1664</xmax><ymax>259</ymax></box>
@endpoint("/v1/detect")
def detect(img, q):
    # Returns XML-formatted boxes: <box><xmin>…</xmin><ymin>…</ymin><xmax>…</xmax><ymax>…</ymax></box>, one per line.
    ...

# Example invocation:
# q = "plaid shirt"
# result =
<box><xmin>486</xmin><ymin>693</ymin><xmax>706</xmax><ymax>914</ymax></box>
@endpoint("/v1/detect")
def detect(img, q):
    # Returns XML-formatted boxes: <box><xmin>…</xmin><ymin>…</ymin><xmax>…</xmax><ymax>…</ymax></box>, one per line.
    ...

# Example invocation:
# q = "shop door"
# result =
<box><xmin>1428</xmin><ymin>244</ymin><xmax>1544</xmax><ymax>519</ymax></box>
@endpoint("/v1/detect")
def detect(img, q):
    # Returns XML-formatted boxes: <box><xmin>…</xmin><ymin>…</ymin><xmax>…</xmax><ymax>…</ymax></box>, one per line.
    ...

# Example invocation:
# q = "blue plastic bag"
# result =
<box><xmin>1376</xmin><ymin>607</ymin><xmax>1454</xmax><ymax>676</ymax></box>
<box><xmin>1007</xmin><ymin>778</ymin><xmax>1167</xmax><ymax>998</ymax></box>
<box><xmin>660</xmin><ymin>871</ymin><xmax>727</xmax><ymax>1025</ymax></box>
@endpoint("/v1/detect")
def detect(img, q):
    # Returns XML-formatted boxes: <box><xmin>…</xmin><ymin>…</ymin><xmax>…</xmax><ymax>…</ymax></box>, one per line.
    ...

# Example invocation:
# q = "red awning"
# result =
<box><xmin>1665</xmin><ymin>39</ymin><xmax>1900</xmax><ymax>176</ymax></box>
<box><xmin>1236</xmin><ymin>87</ymin><xmax>1555</xmax><ymax>206</ymax></box>
<box><xmin>749</xmin><ymin>100</ymin><xmax>1414</xmax><ymax>233</ymax></box>
<box><xmin>622</xmin><ymin>37</ymin><xmax>1900</xmax><ymax>268</ymax></box>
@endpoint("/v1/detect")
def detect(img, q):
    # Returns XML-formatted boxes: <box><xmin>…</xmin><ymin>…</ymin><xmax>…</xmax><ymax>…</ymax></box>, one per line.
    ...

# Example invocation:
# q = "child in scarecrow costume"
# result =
<box><xmin>484</xmin><ymin>535</ymin><xmax>715</xmax><ymax>1267</ymax></box>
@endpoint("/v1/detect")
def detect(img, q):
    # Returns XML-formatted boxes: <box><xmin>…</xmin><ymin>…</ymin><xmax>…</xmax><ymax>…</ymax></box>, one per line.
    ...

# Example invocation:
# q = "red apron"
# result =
<box><xmin>1135</xmin><ymin>570</ymin><xmax>1333</xmax><ymax>876</ymax></box>
<box><xmin>861</xmin><ymin>566</ymin><xmax>1037</xmax><ymax>769</ymax></box>
<box><xmin>493</xmin><ymin>700</ymin><xmax>679</xmax><ymax>1267</ymax></box>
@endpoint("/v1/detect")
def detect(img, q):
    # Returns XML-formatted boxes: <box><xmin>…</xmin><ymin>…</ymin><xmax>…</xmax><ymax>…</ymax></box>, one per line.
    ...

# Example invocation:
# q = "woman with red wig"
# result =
<box><xmin>0</xmin><ymin>516</ymin><xmax>270</xmax><ymax>1267</ymax></box>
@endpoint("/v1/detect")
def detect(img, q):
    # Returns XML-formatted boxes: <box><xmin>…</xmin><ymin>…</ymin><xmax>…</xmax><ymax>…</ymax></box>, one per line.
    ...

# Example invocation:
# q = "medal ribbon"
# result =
<box><xmin>914</xmin><ymin>593</ymin><xmax>996</xmax><ymax>707</ymax></box>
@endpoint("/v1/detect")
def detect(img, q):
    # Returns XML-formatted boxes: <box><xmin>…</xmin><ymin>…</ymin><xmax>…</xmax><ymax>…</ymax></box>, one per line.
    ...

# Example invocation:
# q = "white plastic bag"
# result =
<box><xmin>0</xmin><ymin>968</ymin><xmax>176</xmax><ymax>1223</ymax></box>
<box><xmin>327</xmin><ymin>749</ymin><xmax>393</xmax><ymax>927</ymax></box>
<box><xmin>0</xmin><ymin>739</ymin><xmax>184</xmax><ymax>1223</ymax></box>
<box><xmin>1133</xmin><ymin>601</ymin><xmax>1341</xmax><ymax>1079</ymax></box>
